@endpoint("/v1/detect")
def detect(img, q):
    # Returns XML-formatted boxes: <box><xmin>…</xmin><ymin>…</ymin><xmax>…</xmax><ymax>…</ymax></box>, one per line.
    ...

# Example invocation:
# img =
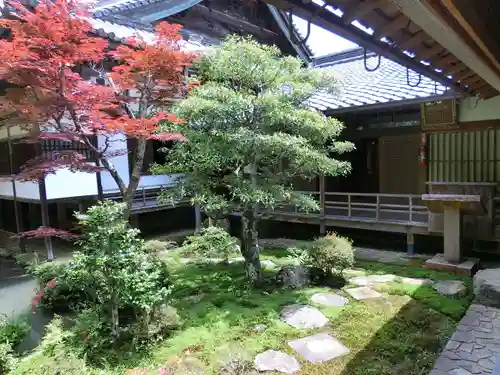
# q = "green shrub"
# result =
<box><xmin>307</xmin><ymin>233</ymin><xmax>354</xmax><ymax>275</ymax></box>
<box><xmin>0</xmin><ymin>315</ymin><xmax>30</xmax><ymax>347</ymax></box>
<box><xmin>11</xmin><ymin>318</ymin><xmax>89</xmax><ymax>375</ymax></box>
<box><xmin>182</xmin><ymin>226</ymin><xmax>238</xmax><ymax>262</ymax></box>
<box><xmin>28</xmin><ymin>261</ymin><xmax>87</xmax><ymax>311</ymax></box>
<box><xmin>0</xmin><ymin>342</ymin><xmax>18</xmax><ymax>374</ymax></box>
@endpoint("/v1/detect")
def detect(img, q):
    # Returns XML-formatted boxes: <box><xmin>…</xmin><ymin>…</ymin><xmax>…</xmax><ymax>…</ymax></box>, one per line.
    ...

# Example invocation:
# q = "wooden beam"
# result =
<box><xmin>374</xmin><ymin>13</ymin><xmax>409</xmax><ymax>38</ymax></box>
<box><xmin>417</xmin><ymin>43</ymin><xmax>444</xmax><ymax>61</ymax></box>
<box><xmin>400</xmin><ymin>31</ymin><xmax>428</xmax><ymax>50</ymax></box>
<box><xmin>448</xmin><ymin>62</ymin><xmax>468</xmax><ymax>75</ymax></box>
<box><xmin>454</xmin><ymin>70</ymin><xmax>475</xmax><ymax>81</ymax></box>
<box><xmin>342</xmin><ymin>0</ymin><xmax>386</xmax><ymax>25</ymax></box>
<box><xmin>440</xmin><ymin>0</ymin><xmax>500</xmax><ymax>77</ymax></box>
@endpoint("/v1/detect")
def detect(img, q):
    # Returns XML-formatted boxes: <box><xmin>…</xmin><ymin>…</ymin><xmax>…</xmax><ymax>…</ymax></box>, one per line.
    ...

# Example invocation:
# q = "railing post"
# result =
<box><xmin>409</xmin><ymin>196</ymin><xmax>413</xmax><ymax>223</ymax></box>
<box><xmin>376</xmin><ymin>195</ymin><xmax>380</xmax><ymax>221</ymax></box>
<box><xmin>347</xmin><ymin>194</ymin><xmax>352</xmax><ymax>218</ymax></box>
<box><xmin>319</xmin><ymin>174</ymin><xmax>326</xmax><ymax>235</ymax></box>
<box><xmin>406</xmin><ymin>232</ymin><xmax>415</xmax><ymax>257</ymax></box>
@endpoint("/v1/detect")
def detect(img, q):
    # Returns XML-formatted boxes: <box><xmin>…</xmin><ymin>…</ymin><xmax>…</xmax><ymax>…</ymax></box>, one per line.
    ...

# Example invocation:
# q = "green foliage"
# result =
<box><xmin>11</xmin><ymin>318</ymin><xmax>90</xmax><ymax>375</ymax></box>
<box><xmin>0</xmin><ymin>342</ymin><xmax>18</xmax><ymax>375</ymax></box>
<box><xmin>306</xmin><ymin>233</ymin><xmax>354</xmax><ymax>275</ymax></box>
<box><xmin>182</xmin><ymin>226</ymin><xmax>238</xmax><ymax>262</ymax></box>
<box><xmin>157</xmin><ymin>36</ymin><xmax>352</xmax><ymax>215</ymax></box>
<box><xmin>203</xmin><ymin>217</ymin><xmax>230</xmax><ymax>232</ymax></box>
<box><xmin>0</xmin><ymin>315</ymin><xmax>30</xmax><ymax>348</ymax></box>
<box><xmin>155</xmin><ymin>36</ymin><xmax>352</xmax><ymax>283</ymax></box>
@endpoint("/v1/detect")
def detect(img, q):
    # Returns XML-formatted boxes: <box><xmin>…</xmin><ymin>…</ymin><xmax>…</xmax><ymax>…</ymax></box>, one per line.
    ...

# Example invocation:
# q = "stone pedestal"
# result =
<box><xmin>443</xmin><ymin>205</ymin><xmax>461</xmax><ymax>263</ymax></box>
<box><xmin>422</xmin><ymin>193</ymin><xmax>482</xmax><ymax>275</ymax></box>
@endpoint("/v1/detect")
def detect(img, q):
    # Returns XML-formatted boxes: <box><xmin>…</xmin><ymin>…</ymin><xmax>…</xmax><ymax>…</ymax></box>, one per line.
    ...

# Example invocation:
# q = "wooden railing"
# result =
<box><xmin>274</xmin><ymin>191</ymin><xmax>428</xmax><ymax>225</ymax></box>
<box><xmin>106</xmin><ymin>184</ymin><xmax>186</xmax><ymax>210</ymax></box>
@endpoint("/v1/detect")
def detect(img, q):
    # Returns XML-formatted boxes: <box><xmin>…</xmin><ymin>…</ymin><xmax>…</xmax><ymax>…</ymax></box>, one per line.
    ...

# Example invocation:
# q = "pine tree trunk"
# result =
<box><xmin>111</xmin><ymin>290</ymin><xmax>120</xmax><ymax>339</ymax></box>
<box><xmin>241</xmin><ymin>209</ymin><xmax>262</xmax><ymax>286</ymax></box>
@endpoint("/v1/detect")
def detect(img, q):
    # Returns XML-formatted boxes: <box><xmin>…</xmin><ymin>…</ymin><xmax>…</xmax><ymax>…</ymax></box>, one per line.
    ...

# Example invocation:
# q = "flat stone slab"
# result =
<box><xmin>254</xmin><ymin>350</ymin><xmax>300</xmax><ymax>374</ymax></box>
<box><xmin>280</xmin><ymin>304</ymin><xmax>329</xmax><ymax>329</ymax></box>
<box><xmin>401</xmin><ymin>277</ymin><xmax>433</xmax><ymax>286</ymax></box>
<box><xmin>429</xmin><ymin>304</ymin><xmax>500</xmax><ymax>375</ymax></box>
<box><xmin>344</xmin><ymin>286</ymin><xmax>382</xmax><ymax>300</ymax></box>
<box><xmin>310</xmin><ymin>293</ymin><xmax>349</xmax><ymax>307</ymax></box>
<box><xmin>343</xmin><ymin>269</ymin><xmax>366</xmax><ymax>279</ymax></box>
<box><xmin>288</xmin><ymin>333</ymin><xmax>349</xmax><ymax>363</ymax></box>
<box><xmin>474</xmin><ymin>268</ymin><xmax>500</xmax><ymax>308</ymax></box>
<box><xmin>433</xmin><ymin>280</ymin><xmax>467</xmax><ymax>297</ymax></box>
<box><xmin>261</xmin><ymin>260</ymin><xmax>277</xmax><ymax>268</ymax></box>
<box><xmin>425</xmin><ymin>254</ymin><xmax>479</xmax><ymax>276</ymax></box>
<box><xmin>349</xmin><ymin>274</ymin><xmax>397</xmax><ymax>286</ymax></box>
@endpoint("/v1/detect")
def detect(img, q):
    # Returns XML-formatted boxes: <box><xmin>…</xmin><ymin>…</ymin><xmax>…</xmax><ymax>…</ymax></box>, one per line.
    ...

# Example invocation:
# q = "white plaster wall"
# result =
<box><xmin>0</xmin><ymin>180</ymin><xmax>40</xmax><ymax>200</ymax></box>
<box><xmin>98</xmin><ymin>133</ymin><xmax>131</xmax><ymax>192</ymax></box>
<box><xmin>44</xmin><ymin>168</ymin><xmax>98</xmax><ymax>200</ymax></box>
<box><xmin>459</xmin><ymin>96</ymin><xmax>500</xmax><ymax>122</ymax></box>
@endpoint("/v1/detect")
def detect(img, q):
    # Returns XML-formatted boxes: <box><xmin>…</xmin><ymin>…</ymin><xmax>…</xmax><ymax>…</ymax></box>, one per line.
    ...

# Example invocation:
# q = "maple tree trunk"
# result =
<box><xmin>122</xmin><ymin>138</ymin><xmax>147</xmax><ymax>221</ymax></box>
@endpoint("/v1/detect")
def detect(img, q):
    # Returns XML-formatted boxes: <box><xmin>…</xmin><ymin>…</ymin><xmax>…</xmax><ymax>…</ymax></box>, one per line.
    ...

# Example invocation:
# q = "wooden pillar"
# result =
<box><xmin>194</xmin><ymin>204</ymin><xmax>202</xmax><ymax>233</ymax></box>
<box><xmin>28</xmin><ymin>203</ymin><xmax>39</xmax><ymax>229</ymax></box>
<box><xmin>319</xmin><ymin>173</ymin><xmax>326</xmax><ymax>235</ymax></box>
<box><xmin>130</xmin><ymin>214</ymin><xmax>139</xmax><ymax>229</ymax></box>
<box><xmin>7</xmin><ymin>127</ymin><xmax>26</xmax><ymax>252</ymax></box>
<box><xmin>38</xmin><ymin>180</ymin><xmax>54</xmax><ymax>260</ymax></box>
<box><xmin>56</xmin><ymin>203</ymin><xmax>68</xmax><ymax>230</ymax></box>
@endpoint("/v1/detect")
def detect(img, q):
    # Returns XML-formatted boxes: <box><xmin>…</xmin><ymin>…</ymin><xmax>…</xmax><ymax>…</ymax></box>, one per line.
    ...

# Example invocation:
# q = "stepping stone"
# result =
<box><xmin>345</xmin><ymin>286</ymin><xmax>382</xmax><ymax>300</ymax></box>
<box><xmin>254</xmin><ymin>350</ymin><xmax>300</xmax><ymax>374</ymax></box>
<box><xmin>349</xmin><ymin>274</ymin><xmax>396</xmax><ymax>286</ymax></box>
<box><xmin>343</xmin><ymin>269</ymin><xmax>366</xmax><ymax>279</ymax></box>
<box><xmin>288</xmin><ymin>333</ymin><xmax>349</xmax><ymax>363</ymax></box>
<box><xmin>433</xmin><ymin>280</ymin><xmax>467</xmax><ymax>297</ymax></box>
<box><xmin>401</xmin><ymin>277</ymin><xmax>433</xmax><ymax>286</ymax></box>
<box><xmin>261</xmin><ymin>260</ymin><xmax>277</xmax><ymax>268</ymax></box>
<box><xmin>310</xmin><ymin>292</ymin><xmax>349</xmax><ymax>307</ymax></box>
<box><xmin>280</xmin><ymin>304</ymin><xmax>328</xmax><ymax>329</ymax></box>
<box><xmin>228</xmin><ymin>256</ymin><xmax>245</xmax><ymax>264</ymax></box>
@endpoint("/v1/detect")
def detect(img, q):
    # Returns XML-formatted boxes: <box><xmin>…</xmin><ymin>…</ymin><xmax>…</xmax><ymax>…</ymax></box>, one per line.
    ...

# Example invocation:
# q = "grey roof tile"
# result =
<box><xmin>312</xmin><ymin>48</ymin><xmax>457</xmax><ymax>112</ymax></box>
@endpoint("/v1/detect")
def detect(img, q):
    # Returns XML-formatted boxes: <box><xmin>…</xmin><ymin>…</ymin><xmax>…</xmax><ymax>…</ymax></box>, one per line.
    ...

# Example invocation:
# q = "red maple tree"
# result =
<box><xmin>0</xmin><ymin>0</ymin><xmax>196</xmax><ymax>221</ymax></box>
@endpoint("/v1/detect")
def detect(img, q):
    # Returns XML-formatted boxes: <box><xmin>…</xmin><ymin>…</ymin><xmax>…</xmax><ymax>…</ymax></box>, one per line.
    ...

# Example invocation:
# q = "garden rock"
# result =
<box><xmin>288</xmin><ymin>333</ymin><xmax>349</xmax><ymax>363</ymax></box>
<box><xmin>473</xmin><ymin>268</ymin><xmax>500</xmax><ymax>308</ymax></box>
<box><xmin>349</xmin><ymin>274</ymin><xmax>396</xmax><ymax>286</ymax></box>
<box><xmin>280</xmin><ymin>304</ymin><xmax>329</xmax><ymax>329</ymax></box>
<box><xmin>433</xmin><ymin>280</ymin><xmax>467</xmax><ymax>297</ymax></box>
<box><xmin>345</xmin><ymin>286</ymin><xmax>382</xmax><ymax>300</ymax></box>
<box><xmin>254</xmin><ymin>350</ymin><xmax>300</xmax><ymax>374</ymax></box>
<box><xmin>310</xmin><ymin>292</ymin><xmax>348</xmax><ymax>307</ymax></box>
<box><xmin>275</xmin><ymin>265</ymin><xmax>325</xmax><ymax>288</ymax></box>
<box><xmin>253</xmin><ymin>324</ymin><xmax>267</xmax><ymax>333</ymax></box>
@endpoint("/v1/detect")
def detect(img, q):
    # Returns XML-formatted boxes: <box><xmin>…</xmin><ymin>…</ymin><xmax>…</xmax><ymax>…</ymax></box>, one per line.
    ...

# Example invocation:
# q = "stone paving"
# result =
<box><xmin>429</xmin><ymin>303</ymin><xmax>500</xmax><ymax>375</ymax></box>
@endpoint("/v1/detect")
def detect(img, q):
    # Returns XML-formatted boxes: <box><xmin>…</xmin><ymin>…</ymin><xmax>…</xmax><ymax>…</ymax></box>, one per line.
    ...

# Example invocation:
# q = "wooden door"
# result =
<box><xmin>379</xmin><ymin>134</ymin><xmax>425</xmax><ymax>194</ymax></box>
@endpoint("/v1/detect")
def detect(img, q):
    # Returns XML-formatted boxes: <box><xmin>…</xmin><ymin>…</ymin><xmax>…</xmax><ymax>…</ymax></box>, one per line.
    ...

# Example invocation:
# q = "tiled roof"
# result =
<box><xmin>89</xmin><ymin>14</ymin><xmax>207</xmax><ymax>51</ymax></box>
<box><xmin>310</xmin><ymin>48</ymin><xmax>458</xmax><ymax>113</ymax></box>
<box><xmin>93</xmin><ymin>0</ymin><xmax>200</xmax><ymax>18</ymax></box>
